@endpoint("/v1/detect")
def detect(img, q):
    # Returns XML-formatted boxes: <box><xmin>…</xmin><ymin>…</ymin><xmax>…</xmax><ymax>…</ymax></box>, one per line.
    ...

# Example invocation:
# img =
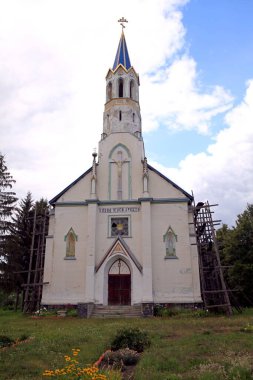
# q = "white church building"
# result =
<box><xmin>42</xmin><ymin>25</ymin><xmax>202</xmax><ymax>317</ymax></box>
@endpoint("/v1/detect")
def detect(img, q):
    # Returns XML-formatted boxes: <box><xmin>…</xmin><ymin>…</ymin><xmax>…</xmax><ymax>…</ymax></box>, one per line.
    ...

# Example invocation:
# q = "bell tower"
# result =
<box><xmin>97</xmin><ymin>19</ymin><xmax>147</xmax><ymax>201</ymax></box>
<box><xmin>103</xmin><ymin>20</ymin><xmax>142</xmax><ymax>139</ymax></box>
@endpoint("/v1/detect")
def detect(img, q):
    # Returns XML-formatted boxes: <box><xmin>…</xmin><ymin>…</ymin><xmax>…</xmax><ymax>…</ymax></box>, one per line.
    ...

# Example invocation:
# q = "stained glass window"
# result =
<box><xmin>111</xmin><ymin>217</ymin><xmax>129</xmax><ymax>237</ymax></box>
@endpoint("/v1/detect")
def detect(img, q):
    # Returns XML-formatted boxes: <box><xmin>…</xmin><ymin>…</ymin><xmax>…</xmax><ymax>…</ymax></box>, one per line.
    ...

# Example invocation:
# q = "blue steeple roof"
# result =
<box><xmin>113</xmin><ymin>31</ymin><xmax>131</xmax><ymax>70</ymax></box>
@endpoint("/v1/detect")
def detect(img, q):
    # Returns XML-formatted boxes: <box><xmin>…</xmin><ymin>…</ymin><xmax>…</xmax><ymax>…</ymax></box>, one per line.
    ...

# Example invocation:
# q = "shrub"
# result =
<box><xmin>154</xmin><ymin>305</ymin><xmax>180</xmax><ymax>317</ymax></box>
<box><xmin>66</xmin><ymin>308</ymin><xmax>78</xmax><ymax>317</ymax></box>
<box><xmin>110</xmin><ymin>328</ymin><xmax>150</xmax><ymax>352</ymax></box>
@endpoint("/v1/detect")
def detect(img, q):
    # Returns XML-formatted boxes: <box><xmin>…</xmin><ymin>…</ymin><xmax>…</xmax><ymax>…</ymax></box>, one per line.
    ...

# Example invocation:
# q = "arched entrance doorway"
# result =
<box><xmin>108</xmin><ymin>259</ymin><xmax>131</xmax><ymax>305</ymax></box>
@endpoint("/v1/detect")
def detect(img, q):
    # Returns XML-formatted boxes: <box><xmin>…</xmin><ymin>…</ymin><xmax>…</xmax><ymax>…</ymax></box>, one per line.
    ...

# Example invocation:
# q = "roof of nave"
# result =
<box><xmin>113</xmin><ymin>31</ymin><xmax>131</xmax><ymax>70</ymax></box>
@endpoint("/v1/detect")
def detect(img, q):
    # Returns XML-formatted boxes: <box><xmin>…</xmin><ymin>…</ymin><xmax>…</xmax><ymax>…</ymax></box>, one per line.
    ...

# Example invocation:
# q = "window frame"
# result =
<box><xmin>108</xmin><ymin>214</ymin><xmax>131</xmax><ymax>238</ymax></box>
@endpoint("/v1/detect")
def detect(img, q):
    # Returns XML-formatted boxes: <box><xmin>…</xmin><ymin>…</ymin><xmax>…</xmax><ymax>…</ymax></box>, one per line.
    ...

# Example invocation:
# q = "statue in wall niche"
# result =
<box><xmin>65</xmin><ymin>228</ymin><xmax>77</xmax><ymax>257</ymax></box>
<box><xmin>163</xmin><ymin>226</ymin><xmax>177</xmax><ymax>257</ymax></box>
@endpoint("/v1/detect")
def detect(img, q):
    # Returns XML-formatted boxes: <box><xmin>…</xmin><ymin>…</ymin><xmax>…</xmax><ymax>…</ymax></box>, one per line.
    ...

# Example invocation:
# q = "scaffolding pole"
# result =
<box><xmin>22</xmin><ymin>206</ymin><xmax>49</xmax><ymax>313</ymax></box>
<box><xmin>193</xmin><ymin>201</ymin><xmax>233</xmax><ymax>316</ymax></box>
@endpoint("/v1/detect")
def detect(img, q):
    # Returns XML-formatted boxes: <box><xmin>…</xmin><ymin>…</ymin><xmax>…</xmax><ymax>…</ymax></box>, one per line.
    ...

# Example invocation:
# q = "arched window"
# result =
<box><xmin>118</xmin><ymin>78</ymin><xmax>124</xmax><ymax>98</ymax></box>
<box><xmin>163</xmin><ymin>226</ymin><xmax>177</xmax><ymax>258</ymax></box>
<box><xmin>119</xmin><ymin>110</ymin><xmax>122</xmax><ymax>121</ymax></box>
<box><xmin>130</xmin><ymin>80</ymin><xmax>135</xmax><ymax>99</ymax></box>
<box><xmin>64</xmin><ymin>228</ymin><xmax>78</xmax><ymax>258</ymax></box>
<box><xmin>109</xmin><ymin>259</ymin><xmax>130</xmax><ymax>275</ymax></box>
<box><xmin>133</xmin><ymin>113</ymin><xmax>135</xmax><ymax>122</ymax></box>
<box><xmin>107</xmin><ymin>82</ymin><xmax>112</xmax><ymax>101</ymax></box>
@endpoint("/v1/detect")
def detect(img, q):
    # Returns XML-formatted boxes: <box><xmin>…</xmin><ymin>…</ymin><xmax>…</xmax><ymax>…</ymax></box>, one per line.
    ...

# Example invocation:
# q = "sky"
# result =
<box><xmin>1</xmin><ymin>0</ymin><xmax>253</xmax><ymax>227</ymax></box>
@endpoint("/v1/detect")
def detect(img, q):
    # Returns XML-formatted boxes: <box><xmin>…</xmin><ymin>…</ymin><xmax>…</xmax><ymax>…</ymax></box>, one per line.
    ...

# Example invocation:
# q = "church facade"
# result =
<box><xmin>41</xmin><ymin>28</ymin><xmax>202</xmax><ymax>316</ymax></box>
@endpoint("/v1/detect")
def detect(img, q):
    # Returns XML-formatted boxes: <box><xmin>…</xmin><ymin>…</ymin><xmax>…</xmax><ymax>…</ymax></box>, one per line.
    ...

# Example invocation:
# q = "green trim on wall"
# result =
<box><xmin>109</xmin><ymin>143</ymin><xmax>131</xmax><ymax>159</ymax></box>
<box><xmin>55</xmin><ymin>198</ymin><xmax>189</xmax><ymax>207</ymax></box>
<box><xmin>108</xmin><ymin>143</ymin><xmax>132</xmax><ymax>200</ymax></box>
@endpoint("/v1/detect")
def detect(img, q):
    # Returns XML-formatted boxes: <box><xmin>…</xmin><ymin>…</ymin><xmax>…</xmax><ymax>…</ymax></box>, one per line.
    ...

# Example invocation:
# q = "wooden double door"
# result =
<box><xmin>108</xmin><ymin>259</ymin><xmax>131</xmax><ymax>305</ymax></box>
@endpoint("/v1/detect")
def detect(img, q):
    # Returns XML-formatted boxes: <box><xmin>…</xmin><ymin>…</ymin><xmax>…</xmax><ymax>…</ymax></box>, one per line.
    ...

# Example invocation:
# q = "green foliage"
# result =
<box><xmin>0</xmin><ymin>154</ymin><xmax>17</xmax><ymax>294</ymax></box>
<box><xmin>217</xmin><ymin>204</ymin><xmax>253</xmax><ymax>306</ymax></box>
<box><xmin>110</xmin><ymin>327</ymin><xmax>150</xmax><ymax>352</ymax></box>
<box><xmin>0</xmin><ymin>192</ymin><xmax>34</xmax><ymax>293</ymax></box>
<box><xmin>0</xmin><ymin>191</ymin><xmax>49</xmax><ymax>303</ymax></box>
<box><xmin>0</xmin><ymin>292</ymin><xmax>16</xmax><ymax>309</ymax></box>
<box><xmin>0</xmin><ymin>153</ymin><xmax>17</xmax><ymax>234</ymax></box>
<box><xmin>66</xmin><ymin>308</ymin><xmax>78</xmax><ymax>317</ymax></box>
<box><xmin>240</xmin><ymin>323</ymin><xmax>253</xmax><ymax>333</ymax></box>
<box><xmin>1</xmin><ymin>309</ymin><xmax>253</xmax><ymax>379</ymax></box>
<box><xmin>154</xmin><ymin>305</ymin><xmax>180</xmax><ymax>317</ymax></box>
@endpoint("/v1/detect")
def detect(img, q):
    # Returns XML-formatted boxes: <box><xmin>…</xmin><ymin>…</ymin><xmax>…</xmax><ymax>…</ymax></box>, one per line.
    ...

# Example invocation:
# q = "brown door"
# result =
<box><xmin>108</xmin><ymin>274</ymin><xmax>131</xmax><ymax>305</ymax></box>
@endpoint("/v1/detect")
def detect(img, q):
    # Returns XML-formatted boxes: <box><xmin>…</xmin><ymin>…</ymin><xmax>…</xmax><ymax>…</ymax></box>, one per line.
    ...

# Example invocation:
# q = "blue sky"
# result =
<box><xmin>1</xmin><ymin>0</ymin><xmax>253</xmax><ymax>226</ymax></box>
<box><xmin>145</xmin><ymin>0</ymin><xmax>253</xmax><ymax>167</ymax></box>
<box><xmin>184</xmin><ymin>0</ymin><xmax>253</xmax><ymax>97</ymax></box>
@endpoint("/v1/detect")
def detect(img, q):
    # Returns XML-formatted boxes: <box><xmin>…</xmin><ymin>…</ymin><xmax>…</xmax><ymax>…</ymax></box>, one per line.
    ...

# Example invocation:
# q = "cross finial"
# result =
<box><xmin>118</xmin><ymin>17</ymin><xmax>128</xmax><ymax>31</ymax></box>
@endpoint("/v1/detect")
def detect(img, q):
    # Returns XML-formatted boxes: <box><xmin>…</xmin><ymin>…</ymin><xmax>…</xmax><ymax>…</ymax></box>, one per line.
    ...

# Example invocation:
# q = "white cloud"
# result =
<box><xmin>152</xmin><ymin>80</ymin><xmax>253</xmax><ymax>225</ymax></box>
<box><xmin>0</xmin><ymin>0</ymin><xmax>251</xmax><ymax>228</ymax></box>
<box><xmin>0</xmin><ymin>0</ymin><xmax>191</xmax><ymax>201</ymax></box>
<box><xmin>141</xmin><ymin>56</ymin><xmax>233</xmax><ymax>133</ymax></box>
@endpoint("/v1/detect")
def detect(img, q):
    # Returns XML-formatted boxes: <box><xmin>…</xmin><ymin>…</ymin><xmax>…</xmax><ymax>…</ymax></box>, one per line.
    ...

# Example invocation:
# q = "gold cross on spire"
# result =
<box><xmin>118</xmin><ymin>17</ymin><xmax>128</xmax><ymax>31</ymax></box>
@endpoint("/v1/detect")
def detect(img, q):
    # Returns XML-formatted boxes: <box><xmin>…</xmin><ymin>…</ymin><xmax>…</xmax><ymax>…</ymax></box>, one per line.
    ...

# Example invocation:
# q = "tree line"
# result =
<box><xmin>216</xmin><ymin>204</ymin><xmax>253</xmax><ymax>307</ymax></box>
<box><xmin>0</xmin><ymin>153</ymin><xmax>48</xmax><ymax>309</ymax></box>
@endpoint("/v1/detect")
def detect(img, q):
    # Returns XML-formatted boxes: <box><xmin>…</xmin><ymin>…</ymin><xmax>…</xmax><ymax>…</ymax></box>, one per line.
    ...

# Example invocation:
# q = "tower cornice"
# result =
<box><xmin>104</xmin><ymin>97</ymin><xmax>139</xmax><ymax>111</ymax></box>
<box><xmin>106</xmin><ymin>65</ymin><xmax>140</xmax><ymax>84</ymax></box>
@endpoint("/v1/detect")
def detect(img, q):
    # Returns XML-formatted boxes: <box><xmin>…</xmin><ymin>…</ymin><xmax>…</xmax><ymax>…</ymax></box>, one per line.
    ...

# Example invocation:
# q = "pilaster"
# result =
<box><xmin>85</xmin><ymin>200</ymin><xmax>98</xmax><ymax>302</ymax></box>
<box><xmin>141</xmin><ymin>199</ymin><xmax>153</xmax><ymax>302</ymax></box>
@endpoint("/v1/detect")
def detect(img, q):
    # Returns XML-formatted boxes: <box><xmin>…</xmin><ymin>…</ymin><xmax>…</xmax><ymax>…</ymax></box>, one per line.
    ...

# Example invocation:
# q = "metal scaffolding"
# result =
<box><xmin>192</xmin><ymin>201</ymin><xmax>233</xmax><ymax>316</ymax></box>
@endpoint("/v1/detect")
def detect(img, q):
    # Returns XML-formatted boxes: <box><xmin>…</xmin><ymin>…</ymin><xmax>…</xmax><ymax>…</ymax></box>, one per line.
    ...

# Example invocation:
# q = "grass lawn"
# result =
<box><xmin>0</xmin><ymin>308</ymin><xmax>253</xmax><ymax>379</ymax></box>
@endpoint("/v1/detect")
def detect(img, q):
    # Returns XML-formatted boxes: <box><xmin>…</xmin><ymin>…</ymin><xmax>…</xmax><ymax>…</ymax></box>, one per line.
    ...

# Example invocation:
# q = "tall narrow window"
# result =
<box><xmin>107</xmin><ymin>82</ymin><xmax>112</xmax><ymax>101</ymax></box>
<box><xmin>130</xmin><ymin>80</ymin><xmax>134</xmax><ymax>99</ymax></box>
<box><xmin>133</xmin><ymin>113</ymin><xmax>135</xmax><ymax>122</ymax></box>
<box><xmin>118</xmin><ymin>78</ymin><xmax>124</xmax><ymax>98</ymax></box>
<box><xmin>119</xmin><ymin>110</ymin><xmax>122</xmax><ymax>121</ymax></box>
<box><xmin>64</xmin><ymin>228</ymin><xmax>78</xmax><ymax>258</ymax></box>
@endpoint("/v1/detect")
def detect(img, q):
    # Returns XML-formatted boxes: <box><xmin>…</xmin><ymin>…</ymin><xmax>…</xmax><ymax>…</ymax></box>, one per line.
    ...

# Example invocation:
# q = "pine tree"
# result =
<box><xmin>0</xmin><ymin>193</ymin><xmax>34</xmax><ymax>295</ymax></box>
<box><xmin>0</xmin><ymin>154</ymin><xmax>17</xmax><ymax>294</ymax></box>
<box><xmin>0</xmin><ymin>153</ymin><xmax>17</xmax><ymax>234</ymax></box>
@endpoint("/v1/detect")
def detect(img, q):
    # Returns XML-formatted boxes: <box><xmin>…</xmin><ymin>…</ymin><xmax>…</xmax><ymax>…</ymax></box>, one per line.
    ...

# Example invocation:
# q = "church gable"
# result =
<box><xmin>42</xmin><ymin>23</ymin><xmax>202</xmax><ymax>311</ymax></box>
<box><xmin>95</xmin><ymin>236</ymin><xmax>142</xmax><ymax>273</ymax></box>
<box><xmin>148</xmin><ymin>164</ymin><xmax>193</xmax><ymax>201</ymax></box>
<box><xmin>50</xmin><ymin>167</ymin><xmax>92</xmax><ymax>205</ymax></box>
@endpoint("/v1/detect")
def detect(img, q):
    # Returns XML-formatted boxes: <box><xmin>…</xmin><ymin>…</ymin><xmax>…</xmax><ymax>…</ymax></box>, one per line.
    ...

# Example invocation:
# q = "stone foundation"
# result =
<box><xmin>141</xmin><ymin>302</ymin><xmax>154</xmax><ymax>317</ymax></box>
<box><xmin>77</xmin><ymin>302</ymin><xmax>94</xmax><ymax>318</ymax></box>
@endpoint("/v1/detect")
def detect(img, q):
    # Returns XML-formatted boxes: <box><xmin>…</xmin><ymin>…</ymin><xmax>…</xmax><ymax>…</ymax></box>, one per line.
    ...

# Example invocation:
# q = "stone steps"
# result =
<box><xmin>92</xmin><ymin>304</ymin><xmax>142</xmax><ymax>318</ymax></box>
